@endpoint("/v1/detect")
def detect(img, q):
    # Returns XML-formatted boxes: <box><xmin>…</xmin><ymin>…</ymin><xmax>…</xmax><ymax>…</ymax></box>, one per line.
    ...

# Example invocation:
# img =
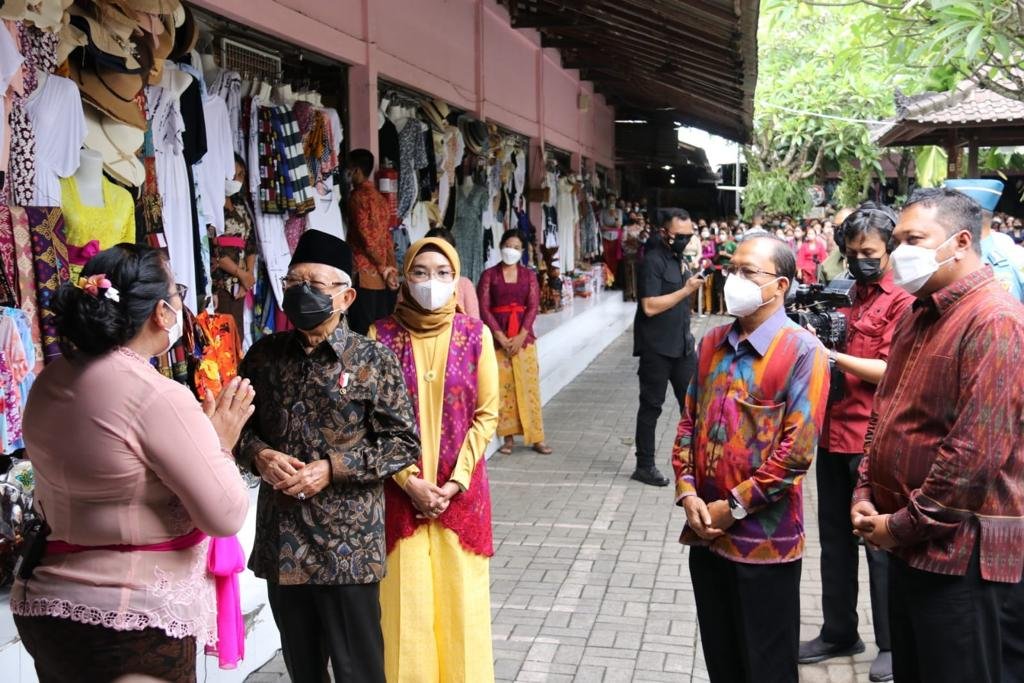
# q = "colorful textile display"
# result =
<box><xmin>25</xmin><ymin>207</ymin><xmax>68</xmax><ymax>365</ymax></box>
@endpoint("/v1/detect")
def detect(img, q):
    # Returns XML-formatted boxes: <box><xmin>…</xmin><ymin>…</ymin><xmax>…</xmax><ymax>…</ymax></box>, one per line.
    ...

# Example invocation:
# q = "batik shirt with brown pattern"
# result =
<box><xmin>238</xmin><ymin>322</ymin><xmax>420</xmax><ymax>585</ymax></box>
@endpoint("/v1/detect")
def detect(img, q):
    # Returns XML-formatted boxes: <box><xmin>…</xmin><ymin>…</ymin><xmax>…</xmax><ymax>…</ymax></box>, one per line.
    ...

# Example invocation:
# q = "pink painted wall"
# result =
<box><xmin>191</xmin><ymin>0</ymin><xmax>616</xmax><ymax>167</ymax></box>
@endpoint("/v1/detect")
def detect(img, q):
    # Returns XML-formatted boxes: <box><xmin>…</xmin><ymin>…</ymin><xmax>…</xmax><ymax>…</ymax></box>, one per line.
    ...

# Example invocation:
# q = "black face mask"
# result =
<box><xmin>669</xmin><ymin>233</ymin><xmax>692</xmax><ymax>258</ymax></box>
<box><xmin>849</xmin><ymin>257</ymin><xmax>884</xmax><ymax>283</ymax></box>
<box><xmin>283</xmin><ymin>283</ymin><xmax>338</xmax><ymax>330</ymax></box>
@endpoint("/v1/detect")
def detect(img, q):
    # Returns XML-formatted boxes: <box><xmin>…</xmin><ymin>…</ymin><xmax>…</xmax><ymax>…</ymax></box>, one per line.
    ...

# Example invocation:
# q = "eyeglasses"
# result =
<box><xmin>723</xmin><ymin>265</ymin><xmax>778</xmax><ymax>280</ymax></box>
<box><xmin>280</xmin><ymin>277</ymin><xmax>350</xmax><ymax>293</ymax></box>
<box><xmin>168</xmin><ymin>283</ymin><xmax>188</xmax><ymax>301</ymax></box>
<box><xmin>407</xmin><ymin>267</ymin><xmax>455</xmax><ymax>283</ymax></box>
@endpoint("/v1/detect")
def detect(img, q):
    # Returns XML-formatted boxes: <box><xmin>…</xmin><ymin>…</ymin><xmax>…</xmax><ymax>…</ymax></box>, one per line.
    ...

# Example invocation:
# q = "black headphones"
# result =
<box><xmin>836</xmin><ymin>205</ymin><xmax>898</xmax><ymax>253</ymax></box>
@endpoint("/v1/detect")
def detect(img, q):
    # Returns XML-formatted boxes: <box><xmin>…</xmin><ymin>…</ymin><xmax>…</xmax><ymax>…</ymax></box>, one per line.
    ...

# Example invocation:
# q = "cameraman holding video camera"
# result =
<box><xmin>798</xmin><ymin>203</ymin><xmax>914</xmax><ymax>682</ymax></box>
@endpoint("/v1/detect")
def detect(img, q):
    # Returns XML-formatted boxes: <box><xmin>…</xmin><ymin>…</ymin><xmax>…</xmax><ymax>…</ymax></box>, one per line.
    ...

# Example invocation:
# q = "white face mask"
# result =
<box><xmin>501</xmin><ymin>248</ymin><xmax>522</xmax><ymax>265</ymax></box>
<box><xmin>724</xmin><ymin>274</ymin><xmax>780</xmax><ymax>318</ymax></box>
<box><xmin>161</xmin><ymin>301</ymin><xmax>184</xmax><ymax>353</ymax></box>
<box><xmin>409</xmin><ymin>279</ymin><xmax>457</xmax><ymax>311</ymax></box>
<box><xmin>891</xmin><ymin>234</ymin><xmax>958</xmax><ymax>294</ymax></box>
<box><xmin>225</xmin><ymin>178</ymin><xmax>243</xmax><ymax>195</ymax></box>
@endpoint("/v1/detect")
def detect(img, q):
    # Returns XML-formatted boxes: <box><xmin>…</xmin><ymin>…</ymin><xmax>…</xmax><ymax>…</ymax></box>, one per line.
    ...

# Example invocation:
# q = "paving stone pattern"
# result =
<box><xmin>248</xmin><ymin>316</ymin><xmax>879</xmax><ymax>682</ymax></box>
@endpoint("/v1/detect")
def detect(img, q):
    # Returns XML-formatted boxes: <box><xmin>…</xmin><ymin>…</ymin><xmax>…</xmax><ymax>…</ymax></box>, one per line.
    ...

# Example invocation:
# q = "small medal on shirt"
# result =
<box><xmin>338</xmin><ymin>372</ymin><xmax>351</xmax><ymax>390</ymax></box>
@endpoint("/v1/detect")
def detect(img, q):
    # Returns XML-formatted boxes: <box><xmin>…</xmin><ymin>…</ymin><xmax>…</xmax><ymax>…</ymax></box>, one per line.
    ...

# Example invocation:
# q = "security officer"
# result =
<box><xmin>945</xmin><ymin>178</ymin><xmax>1024</xmax><ymax>302</ymax></box>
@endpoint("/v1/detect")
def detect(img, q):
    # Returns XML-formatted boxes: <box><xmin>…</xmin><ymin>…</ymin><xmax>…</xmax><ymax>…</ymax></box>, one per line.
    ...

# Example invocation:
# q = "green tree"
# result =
<box><xmin>744</xmin><ymin>0</ymin><xmax>909</xmax><ymax>218</ymax></box>
<box><xmin>848</xmin><ymin>0</ymin><xmax>1024</xmax><ymax>102</ymax></box>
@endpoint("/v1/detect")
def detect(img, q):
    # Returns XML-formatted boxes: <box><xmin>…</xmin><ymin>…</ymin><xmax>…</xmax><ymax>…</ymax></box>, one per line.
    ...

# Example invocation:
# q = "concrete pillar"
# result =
<box><xmin>348</xmin><ymin>0</ymin><xmax>379</xmax><ymax>158</ymax></box>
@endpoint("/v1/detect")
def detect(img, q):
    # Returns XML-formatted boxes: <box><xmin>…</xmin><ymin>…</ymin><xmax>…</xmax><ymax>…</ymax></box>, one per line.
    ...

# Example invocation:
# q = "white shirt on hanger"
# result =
<box><xmin>25</xmin><ymin>73</ymin><xmax>86</xmax><ymax>206</ymax></box>
<box><xmin>195</xmin><ymin>94</ymin><xmax>234</xmax><ymax>235</ymax></box>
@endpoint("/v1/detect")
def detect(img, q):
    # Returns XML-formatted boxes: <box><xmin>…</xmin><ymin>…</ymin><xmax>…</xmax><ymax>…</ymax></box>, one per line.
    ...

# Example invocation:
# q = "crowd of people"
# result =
<box><xmin>8</xmin><ymin>146</ymin><xmax>560</xmax><ymax>683</ymax></box>
<box><xmin>6</xmin><ymin>165</ymin><xmax>1024</xmax><ymax>683</ymax></box>
<box><xmin>633</xmin><ymin>177</ymin><xmax>1024</xmax><ymax>683</ymax></box>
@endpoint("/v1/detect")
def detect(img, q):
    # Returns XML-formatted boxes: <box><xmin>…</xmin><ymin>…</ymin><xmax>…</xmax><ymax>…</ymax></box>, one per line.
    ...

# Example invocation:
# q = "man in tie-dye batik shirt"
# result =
<box><xmin>671</xmin><ymin>234</ymin><xmax>830</xmax><ymax>683</ymax></box>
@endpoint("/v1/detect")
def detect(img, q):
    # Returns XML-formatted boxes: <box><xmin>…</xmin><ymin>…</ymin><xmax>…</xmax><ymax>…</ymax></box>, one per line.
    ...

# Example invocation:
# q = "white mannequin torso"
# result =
<box><xmin>74</xmin><ymin>149</ymin><xmax>105</xmax><ymax>207</ymax></box>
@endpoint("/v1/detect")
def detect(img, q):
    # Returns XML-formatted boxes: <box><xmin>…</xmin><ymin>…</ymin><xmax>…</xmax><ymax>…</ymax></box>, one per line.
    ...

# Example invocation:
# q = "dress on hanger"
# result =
<box><xmin>196</xmin><ymin>94</ymin><xmax>234</xmax><ymax>236</ymax></box>
<box><xmin>452</xmin><ymin>183</ymin><xmax>488</xmax><ymax>285</ymax></box>
<box><xmin>397</xmin><ymin>120</ymin><xmax>428</xmax><ymax>222</ymax></box>
<box><xmin>148</xmin><ymin>80</ymin><xmax>198</xmax><ymax>312</ymax></box>
<box><xmin>556</xmin><ymin>177</ymin><xmax>578</xmax><ymax>270</ymax></box>
<box><xmin>24</xmin><ymin>74</ymin><xmax>85</xmax><ymax>206</ymax></box>
<box><xmin>208</xmin><ymin>69</ymin><xmax>243</xmax><ymax>156</ymax></box>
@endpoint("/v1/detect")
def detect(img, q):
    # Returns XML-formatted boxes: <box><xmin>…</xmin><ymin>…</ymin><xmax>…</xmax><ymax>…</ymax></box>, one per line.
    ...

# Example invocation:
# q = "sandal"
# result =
<box><xmin>532</xmin><ymin>443</ymin><xmax>553</xmax><ymax>455</ymax></box>
<box><xmin>498</xmin><ymin>442</ymin><xmax>514</xmax><ymax>455</ymax></box>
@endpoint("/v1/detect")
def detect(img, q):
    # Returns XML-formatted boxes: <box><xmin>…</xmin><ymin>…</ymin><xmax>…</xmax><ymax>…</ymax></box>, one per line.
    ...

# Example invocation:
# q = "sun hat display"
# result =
<box><xmin>69</xmin><ymin>58</ymin><xmax>147</xmax><ymax>130</ymax></box>
<box><xmin>68</xmin><ymin>4</ymin><xmax>144</xmax><ymax>72</ymax></box>
<box><xmin>82</xmin><ymin>101</ymin><xmax>146</xmax><ymax>188</ymax></box>
<box><xmin>56</xmin><ymin>22</ymin><xmax>88</xmax><ymax>65</ymax></box>
<box><xmin>421</xmin><ymin>98</ymin><xmax>450</xmax><ymax>133</ymax></box>
<box><xmin>107</xmin><ymin>0</ymin><xmax>180</xmax><ymax>13</ymax></box>
<box><xmin>147</xmin><ymin>12</ymin><xmax>176</xmax><ymax>84</ymax></box>
<box><xmin>0</xmin><ymin>0</ymin><xmax>29</xmax><ymax>21</ymax></box>
<box><xmin>22</xmin><ymin>0</ymin><xmax>72</xmax><ymax>31</ymax></box>
<box><xmin>458</xmin><ymin>115</ymin><xmax>488</xmax><ymax>157</ymax></box>
<box><xmin>169</xmin><ymin>4</ymin><xmax>198</xmax><ymax>61</ymax></box>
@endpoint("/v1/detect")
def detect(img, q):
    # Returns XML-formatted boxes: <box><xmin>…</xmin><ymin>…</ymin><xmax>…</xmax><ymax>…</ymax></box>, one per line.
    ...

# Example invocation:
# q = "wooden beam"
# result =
<box><xmin>510</xmin><ymin>13</ymin><xmax>600</xmax><ymax>29</ymax></box>
<box><xmin>539</xmin><ymin>35</ymin><xmax>593</xmax><ymax>50</ymax></box>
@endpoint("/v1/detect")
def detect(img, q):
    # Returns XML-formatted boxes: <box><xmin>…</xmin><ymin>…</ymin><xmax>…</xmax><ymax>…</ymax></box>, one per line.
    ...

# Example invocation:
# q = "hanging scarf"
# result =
<box><xmin>391</xmin><ymin>237</ymin><xmax>460</xmax><ymax>338</ymax></box>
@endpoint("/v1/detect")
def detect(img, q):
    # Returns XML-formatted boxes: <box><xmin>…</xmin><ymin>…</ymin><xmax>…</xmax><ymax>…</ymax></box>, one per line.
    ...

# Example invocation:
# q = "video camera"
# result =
<box><xmin>786</xmin><ymin>279</ymin><xmax>855</xmax><ymax>350</ymax></box>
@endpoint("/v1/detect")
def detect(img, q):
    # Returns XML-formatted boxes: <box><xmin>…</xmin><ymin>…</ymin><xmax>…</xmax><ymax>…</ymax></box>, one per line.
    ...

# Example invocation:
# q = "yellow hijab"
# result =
<box><xmin>392</xmin><ymin>237</ymin><xmax>461</xmax><ymax>338</ymax></box>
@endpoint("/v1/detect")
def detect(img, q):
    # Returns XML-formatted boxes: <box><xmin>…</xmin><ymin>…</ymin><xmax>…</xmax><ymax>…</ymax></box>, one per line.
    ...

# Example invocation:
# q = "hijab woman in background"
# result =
<box><xmin>370</xmin><ymin>237</ymin><xmax>499</xmax><ymax>683</ymax></box>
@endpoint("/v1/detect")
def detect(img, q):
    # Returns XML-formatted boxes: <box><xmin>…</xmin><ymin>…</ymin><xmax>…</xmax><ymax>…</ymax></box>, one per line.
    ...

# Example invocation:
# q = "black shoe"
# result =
<box><xmin>798</xmin><ymin>636</ymin><xmax>866</xmax><ymax>664</ymax></box>
<box><xmin>869</xmin><ymin>650</ymin><xmax>893</xmax><ymax>682</ymax></box>
<box><xmin>630</xmin><ymin>466</ymin><xmax>669</xmax><ymax>487</ymax></box>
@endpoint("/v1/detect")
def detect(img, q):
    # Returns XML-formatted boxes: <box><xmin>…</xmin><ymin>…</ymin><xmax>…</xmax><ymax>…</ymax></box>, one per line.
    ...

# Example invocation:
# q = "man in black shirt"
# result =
<box><xmin>632</xmin><ymin>210</ymin><xmax>706</xmax><ymax>486</ymax></box>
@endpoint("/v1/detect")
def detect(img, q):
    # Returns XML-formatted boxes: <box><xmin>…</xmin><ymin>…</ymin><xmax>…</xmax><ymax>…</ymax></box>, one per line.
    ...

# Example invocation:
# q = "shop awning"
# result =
<box><xmin>499</xmin><ymin>0</ymin><xmax>760</xmax><ymax>143</ymax></box>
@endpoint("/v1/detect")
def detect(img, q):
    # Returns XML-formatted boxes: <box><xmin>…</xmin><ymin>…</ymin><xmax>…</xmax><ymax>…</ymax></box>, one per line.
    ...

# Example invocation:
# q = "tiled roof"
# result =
<box><xmin>897</xmin><ymin>81</ymin><xmax>1024</xmax><ymax>125</ymax></box>
<box><xmin>872</xmin><ymin>79</ymin><xmax>1024</xmax><ymax>146</ymax></box>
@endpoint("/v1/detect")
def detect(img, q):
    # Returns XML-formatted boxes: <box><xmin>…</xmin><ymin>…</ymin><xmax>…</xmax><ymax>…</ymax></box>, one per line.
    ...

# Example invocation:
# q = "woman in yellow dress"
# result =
<box><xmin>370</xmin><ymin>237</ymin><xmax>498</xmax><ymax>683</ymax></box>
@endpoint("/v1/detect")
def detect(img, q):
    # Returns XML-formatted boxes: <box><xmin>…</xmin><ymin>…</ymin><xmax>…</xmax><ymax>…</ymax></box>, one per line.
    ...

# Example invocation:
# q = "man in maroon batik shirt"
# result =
<box><xmin>853</xmin><ymin>188</ymin><xmax>1024</xmax><ymax>683</ymax></box>
<box><xmin>799</xmin><ymin>203</ymin><xmax>914</xmax><ymax>683</ymax></box>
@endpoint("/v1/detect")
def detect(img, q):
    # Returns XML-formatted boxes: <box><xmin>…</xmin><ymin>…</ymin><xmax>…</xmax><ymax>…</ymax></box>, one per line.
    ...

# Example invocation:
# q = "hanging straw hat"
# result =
<box><xmin>146</xmin><ymin>13</ymin><xmax>176</xmax><ymax>85</ymax></box>
<box><xmin>169</xmin><ymin>4</ymin><xmax>198</xmax><ymax>61</ymax></box>
<box><xmin>21</xmin><ymin>0</ymin><xmax>72</xmax><ymax>31</ymax></box>
<box><xmin>82</xmin><ymin>102</ymin><xmax>146</xmax><ymax>188</ymax></box>
<box><xmin>69</xmin><ymin>58</ymin><xmax>147</xmax><ymax>130</ymax></box>
<box><xmin>0</xmin><ymin>0</ymin><xmax>29</xmax><ymax>21</ymax></box>
<box><xmin>69</xmin><ymin>5</ymin><xmax>144</xmax><ymax>72</ymax></box>
<box><xmin>421</xmin><ymin>98</ymin><xmax>450</xmax><ymax>133</ymax></box>
<box><xmin>458</xmin><ymin>115</ymin><xmax>488</xmax><ymax>157</ymax></box>
<box><xmin>56</xmin><ymin>22</ymin><xmax>88</xmax><ymax>65</ymax></box>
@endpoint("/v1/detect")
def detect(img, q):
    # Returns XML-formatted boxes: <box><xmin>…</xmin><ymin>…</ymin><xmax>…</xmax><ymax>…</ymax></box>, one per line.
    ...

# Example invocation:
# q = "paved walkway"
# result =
<box><xmin>248</xmin><ymin>316</ymin><xmax>879</xmax><ymax>682</ymax></box>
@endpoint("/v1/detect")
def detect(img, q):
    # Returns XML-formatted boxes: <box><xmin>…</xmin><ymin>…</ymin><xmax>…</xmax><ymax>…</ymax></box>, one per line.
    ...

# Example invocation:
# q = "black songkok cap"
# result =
<box><xmin>288</xmin><ymin>230</ymin><xmax>353</xmax><ymax>276</ymax></box>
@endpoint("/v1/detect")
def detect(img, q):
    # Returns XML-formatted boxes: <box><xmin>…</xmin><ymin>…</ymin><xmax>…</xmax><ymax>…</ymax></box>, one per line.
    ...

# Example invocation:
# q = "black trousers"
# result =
<box><xmin>815</xmin><ymin>449</ymin><xmax>891</xmax><ymax>650</ymax></box>
<box><xmin>1002</xmin><ymin>576</ymin><xmax>1024</xmax><ymax>683</ymax></box>
<box><xmin>634</xmin><ymin>350</ymin><xmax>696</xmax><ymax>469</ymax></box>
<box><xmin>266</xmin><ymin>582</ymin><xmax>385</xmax><ymax>683</ymax></box>
<box><xmin>689</xmin><ymin>546</ymin><xmax>802</xmax><ymax>683</ymax></box>
<box><xmin>348</xmin><ymin>277</ymin><xmax>396</xmax><ymax>336</ymax></box>
<box><xmin>889</xmin><ymin>549</ymin><xmax>1009</xmax><ymax>683</ymax></box>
